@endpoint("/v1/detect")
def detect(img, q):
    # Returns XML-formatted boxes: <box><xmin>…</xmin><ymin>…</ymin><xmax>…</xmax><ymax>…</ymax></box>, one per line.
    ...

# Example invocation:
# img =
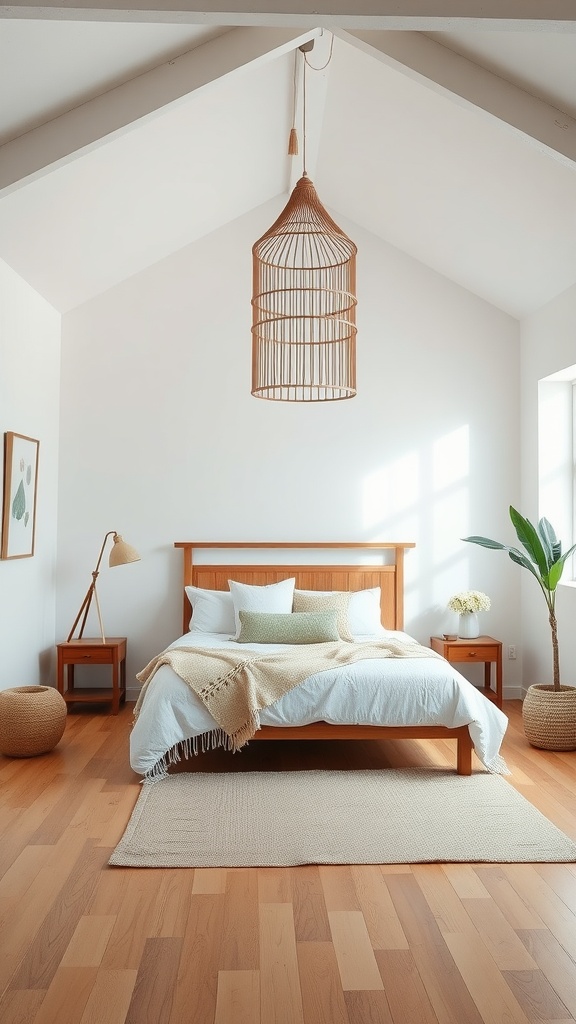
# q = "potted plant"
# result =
<box><xmin>463</xmin><ymin>506</ymin><xmax>576</xmax><ymax>750</ymax></box>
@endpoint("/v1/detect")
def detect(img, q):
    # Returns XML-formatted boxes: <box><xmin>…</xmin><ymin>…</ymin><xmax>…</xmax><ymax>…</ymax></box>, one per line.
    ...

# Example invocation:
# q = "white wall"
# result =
<box><xmin>521</xmin><ymin>282</ymin><xmax>576</xmax><ymax>690</ymax></box>
<box><xmin>59</xmin><ymin>200</ymin><xmax>522</xmax><ymax>696</ymax></box>
<box><xmin>0</xmin><ymin>259</ymin><xmax>61</xmax><ymax>690</ymax></box>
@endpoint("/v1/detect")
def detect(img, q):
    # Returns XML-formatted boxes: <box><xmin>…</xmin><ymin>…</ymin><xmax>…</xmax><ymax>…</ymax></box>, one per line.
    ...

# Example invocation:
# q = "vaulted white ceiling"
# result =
<box><xmin>1</xmin><ymin>3</ymin><xmax>576</xmax><ymax>317</ymax></box>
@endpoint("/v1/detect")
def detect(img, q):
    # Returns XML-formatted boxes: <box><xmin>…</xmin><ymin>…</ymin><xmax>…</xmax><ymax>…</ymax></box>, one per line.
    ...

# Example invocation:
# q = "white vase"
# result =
<box><xmin>458</xmin><ymin>612</ymin><xmax>480</xmax><ymax>639</ymax></box>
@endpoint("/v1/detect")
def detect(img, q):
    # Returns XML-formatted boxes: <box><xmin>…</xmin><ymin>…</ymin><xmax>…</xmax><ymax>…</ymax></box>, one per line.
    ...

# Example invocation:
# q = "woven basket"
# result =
<box><xmin>0</xmin><ymin>686</ymin><xmax>67</xmax><ymax>758</ymax></box>
<box><xmin>522</xmin><ymin>684</ymin><xmax>576</xmax><ymax>751</ymax></box>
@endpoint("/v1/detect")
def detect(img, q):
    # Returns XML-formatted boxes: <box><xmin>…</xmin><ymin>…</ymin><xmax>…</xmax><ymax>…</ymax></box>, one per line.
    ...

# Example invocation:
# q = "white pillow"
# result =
<box><xmin>185</xmin><ymin>586</ymin><xmax>236</xmax><ymax>634</ymax></box>
<box><xmin>348</xmin><ymin>587</ymin><xmax>385</xmax><ymax>635</ymax></box>
<box><xmin>294</xmin><ymin>587</ymin><xmax>384</xmax><ymax>636</ymax></box>
<box><xmin>228</xmin><ymin>578</ymin><xmax>296</xmax><ymax>639</ymax></box>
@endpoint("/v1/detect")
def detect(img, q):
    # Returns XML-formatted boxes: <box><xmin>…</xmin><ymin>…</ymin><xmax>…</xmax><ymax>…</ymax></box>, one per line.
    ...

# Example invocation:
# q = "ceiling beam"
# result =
<box><xmin>2</xmin><ymin>0</ymin><xmax>576</xmax><ymax>28</ymax></box>
<box><xmin>343</xmin><ymin>29</ymin><xmax>576</xmax><ymax>170</ymax></box>
<box><xmin>0</xmin><ymin>25</ymin><xmax>319</xmax><ymax>197</ymax></box>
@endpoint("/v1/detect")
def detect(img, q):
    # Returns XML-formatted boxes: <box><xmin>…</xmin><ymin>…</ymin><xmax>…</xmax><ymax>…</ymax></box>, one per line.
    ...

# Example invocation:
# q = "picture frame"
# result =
<box><xmin>1</xmin><ymin>432</ymin><xmax>40</xmax><ymax>559</ymax></box>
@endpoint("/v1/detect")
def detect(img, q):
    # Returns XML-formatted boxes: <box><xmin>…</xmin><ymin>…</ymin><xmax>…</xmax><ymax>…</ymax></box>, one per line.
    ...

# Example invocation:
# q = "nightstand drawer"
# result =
<box><xmin>59</xmin><ymin>646</ymin><xmax>114</xmax><ymax>665</ymax></box>
<box><xmin>430</xmin><ymin>635</ymin><xmax>502</xmax><ymax>708</ymax></box>
<box><xmin>446</xmin><ymin>643</ymin><xmax>499</xmax><ymax>662</ymax></box>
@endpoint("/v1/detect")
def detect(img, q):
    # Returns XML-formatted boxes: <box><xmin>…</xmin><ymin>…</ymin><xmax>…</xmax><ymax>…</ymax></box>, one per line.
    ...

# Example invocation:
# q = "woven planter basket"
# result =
<box><xmin>0</xmin><ymin>686</ymin><xmax>67</xmax><ymax>758</ymax></box>
<box><xmin>522</xmin><ymin>684</ymin><xmax>576</xmax><ymax>751</ymax></box>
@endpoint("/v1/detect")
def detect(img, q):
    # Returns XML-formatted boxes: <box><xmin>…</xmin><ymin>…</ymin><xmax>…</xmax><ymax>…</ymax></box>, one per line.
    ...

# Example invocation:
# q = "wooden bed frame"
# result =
<box><xmin>174</xmin><ymin>541</ymin><xmax>474</xmax><ymax>775</ymax></box>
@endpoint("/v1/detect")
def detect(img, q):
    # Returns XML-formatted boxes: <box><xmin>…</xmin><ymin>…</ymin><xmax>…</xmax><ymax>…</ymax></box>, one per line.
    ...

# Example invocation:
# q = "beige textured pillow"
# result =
<box><xmin>292</xmin><ymin>591</ymin><xmax>354</xmax><ymax>642</ymax></box>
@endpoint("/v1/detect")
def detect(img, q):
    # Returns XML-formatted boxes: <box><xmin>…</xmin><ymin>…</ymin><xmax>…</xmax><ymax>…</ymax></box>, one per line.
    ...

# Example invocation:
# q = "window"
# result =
<box><xmin>538</xmin><ymin>365</ymin><xmax>576</xmax><ymax>583</ymax></box>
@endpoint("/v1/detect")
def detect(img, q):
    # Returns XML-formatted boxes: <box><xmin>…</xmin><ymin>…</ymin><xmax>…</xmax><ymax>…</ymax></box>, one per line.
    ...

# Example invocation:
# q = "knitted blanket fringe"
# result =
<box><xmin>143</xmin><ymin>729</ymin><xmax>234</xmax><ymax>784</ymax></box>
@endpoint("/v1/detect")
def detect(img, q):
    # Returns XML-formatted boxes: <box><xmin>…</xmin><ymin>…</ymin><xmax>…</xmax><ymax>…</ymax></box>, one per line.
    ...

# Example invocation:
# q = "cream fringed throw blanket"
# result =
<box><xmin>135</xmin><ymin>638</ymin><xmax>441</xmax><ymax>753</ymax></box>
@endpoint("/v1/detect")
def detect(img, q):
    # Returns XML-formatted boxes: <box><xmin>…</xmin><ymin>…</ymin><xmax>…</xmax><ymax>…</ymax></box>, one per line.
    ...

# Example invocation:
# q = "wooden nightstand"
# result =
<box><xmin>430</xmin><ymin>635</ymin><xmax>503</xmax><ymax>708</ymax></box>
<box><xmin>56</xmin><ymin>638</ymin><xmax>127</xmax><ymax>715</ymax></box>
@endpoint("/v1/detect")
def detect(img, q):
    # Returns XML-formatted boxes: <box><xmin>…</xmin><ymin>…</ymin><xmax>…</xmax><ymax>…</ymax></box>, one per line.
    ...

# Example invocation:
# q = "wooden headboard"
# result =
<box><xmin>174</xmin><ymin>542</ymin><xmax>415</xmax><ymax>636</ymax></box>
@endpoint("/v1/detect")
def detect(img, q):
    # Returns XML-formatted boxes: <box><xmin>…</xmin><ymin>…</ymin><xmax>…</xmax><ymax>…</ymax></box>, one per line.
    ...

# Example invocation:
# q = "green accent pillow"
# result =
<box><xmin>236</xmin><ymin>610</ymin><xmax>340</xmax><ymax>645</ymax></box>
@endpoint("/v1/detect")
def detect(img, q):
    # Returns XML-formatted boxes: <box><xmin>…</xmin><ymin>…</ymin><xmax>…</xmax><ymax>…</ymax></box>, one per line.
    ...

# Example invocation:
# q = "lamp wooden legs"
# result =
<box><xmin>67</xmin><ymin>572</ymin><xmax>102</xmax><ymax>642</ymax></box>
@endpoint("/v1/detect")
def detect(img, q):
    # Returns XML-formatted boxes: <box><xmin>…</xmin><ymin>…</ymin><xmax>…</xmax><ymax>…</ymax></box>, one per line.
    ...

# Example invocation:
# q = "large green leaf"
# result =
<box><xmin>508</xmin><ymin>548</ymin><xmax>541</xmax><ymax>581</ymax></box>
<box><xmin>537</xmin><ymin>518</ymin><xmax>555</xmax><ymax>567</ymax></box>
<box><xmin>538</xmin><ymin>518</ymin><xmax>560</xmax><ymax>565</ymax></box>
<box><xmin>547</xmin><ymin>562</ymin><xmax>563</xmax><ymax>590</ymax></box>
<box><xmin>547</xmin><ymin>544</ymin><xmax>576</xmax><ymax>590</ymax></box>
<box><xmin>461</xmin><ymin>535</ymin><xmax>507</xmax><ymax>550</ymax></box>
<box><xmin>509</xmin><ymin>506</ymin><xmax>548</xmax><ymax>575</ymax></box>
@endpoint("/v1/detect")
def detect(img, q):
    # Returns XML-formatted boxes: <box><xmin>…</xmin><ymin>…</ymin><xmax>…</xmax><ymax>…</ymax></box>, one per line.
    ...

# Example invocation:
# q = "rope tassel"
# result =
<box><xmin>288</xmin><ymin>127</ymin><xmax>299</xmax><ymax>156</ymax></box>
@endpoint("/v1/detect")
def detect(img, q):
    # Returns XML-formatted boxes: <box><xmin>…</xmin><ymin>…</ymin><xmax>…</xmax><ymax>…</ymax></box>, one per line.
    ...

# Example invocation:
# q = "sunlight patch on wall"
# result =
<box><xmin>431</xmin><ymin>490</ymin><xmax>470</xmax><ymax>601</ymax></box>
<box><xmin>432</xmin><ymin>426</ymin><xmax>469</xmax><ymax>490</ymax></box>
<box><xmin>362</xmin><ymin>452</ymin><xmax>420</xmax><ymax>530</ymax></box>
<box><xmin>430</xmin><ymin>425</ymin><xmax>471</xmax><ymax>603</ymax></box>
<box><xmin>362</xmin><ymin>425</ymin><xmax>471</xmax><ymax>629</ymax></box>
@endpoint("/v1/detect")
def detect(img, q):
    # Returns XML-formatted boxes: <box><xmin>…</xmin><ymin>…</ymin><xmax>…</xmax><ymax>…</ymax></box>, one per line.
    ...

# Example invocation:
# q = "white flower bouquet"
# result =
<box><xmin>447</xmin><ymin>590</ymin><xmax>491</xmax><ymax>614</ymax></box>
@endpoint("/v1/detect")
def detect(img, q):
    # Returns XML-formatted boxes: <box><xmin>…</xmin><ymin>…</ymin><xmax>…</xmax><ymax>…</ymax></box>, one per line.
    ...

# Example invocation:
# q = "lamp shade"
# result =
<box><xmin>251</xmin><ymin>174</ymin><xmax>357</xmax><ymax>402</ymax></box>
<box><xmin>109</xmin><ymin>533</ymin><xmax>140</xmax><ymax>567</ymax></box>
<box><xmin>67</xmin><ymin>529</ymin><xmax>140</xmax><ymax>643</ymax></box>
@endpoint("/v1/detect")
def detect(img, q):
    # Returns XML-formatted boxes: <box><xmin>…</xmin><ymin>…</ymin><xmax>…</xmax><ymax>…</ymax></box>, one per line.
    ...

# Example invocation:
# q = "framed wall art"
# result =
<box><xmin>1</xmin><ymin>432</ymin><xmax>40</xmax><ymax>559</ymax></box>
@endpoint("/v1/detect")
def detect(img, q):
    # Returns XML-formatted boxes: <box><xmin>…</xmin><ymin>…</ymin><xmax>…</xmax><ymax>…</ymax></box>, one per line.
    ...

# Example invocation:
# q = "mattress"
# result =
<box><xmin>130</xmin><ymin>630</ymin><xmax>508</xmax><ymax>780</ymax></box>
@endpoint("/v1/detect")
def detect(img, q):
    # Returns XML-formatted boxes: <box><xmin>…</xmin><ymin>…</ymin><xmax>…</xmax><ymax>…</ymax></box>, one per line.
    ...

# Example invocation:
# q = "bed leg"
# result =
<box><xmin>457</xmin><ymin>728</ymin><xmax>473</xmax><ymax>775</ymax></box>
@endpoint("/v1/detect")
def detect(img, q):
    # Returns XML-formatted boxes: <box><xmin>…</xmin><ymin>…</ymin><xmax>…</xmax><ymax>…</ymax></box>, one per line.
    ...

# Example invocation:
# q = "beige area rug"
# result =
<box><xmin>109</xmin><ymin>768</ymin><xmax>576</xmax><ymax>867</ymax></box>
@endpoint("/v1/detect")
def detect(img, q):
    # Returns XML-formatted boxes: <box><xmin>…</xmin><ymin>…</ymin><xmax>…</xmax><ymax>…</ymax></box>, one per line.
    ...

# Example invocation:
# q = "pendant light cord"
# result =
<box><xmin>288</xmin><ymin>49</ymin><xmax>299</xmax><ymax>156</ymax></box>
<box><xmin>304</xmin><ymin>32</ymin><xmax>335</xmax><ymax>71</ymax></box>
<box><xmin>302</xmin><ymin>52</ymin><xmax>307</xmax><ymax>176</ymax></box>
<box><xmin>302</xmin><ymin>33</ymin><xmax>335</xmax><ymax>177</ymax></box>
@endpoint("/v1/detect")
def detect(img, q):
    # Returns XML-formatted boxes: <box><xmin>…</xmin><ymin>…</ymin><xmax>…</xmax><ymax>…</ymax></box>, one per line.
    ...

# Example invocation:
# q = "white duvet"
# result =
<box><xmin>130</xmin><ymin>630</ymin><xmax>509</xmax><ymax>780</ymax></box>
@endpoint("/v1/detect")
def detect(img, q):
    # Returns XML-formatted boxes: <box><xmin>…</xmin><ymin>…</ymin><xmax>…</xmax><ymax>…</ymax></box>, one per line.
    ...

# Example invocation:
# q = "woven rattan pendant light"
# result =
<box><xmin>251</xmin><ymin>43</ymin><xmax>358</xmax><ymax>402</ymax></box>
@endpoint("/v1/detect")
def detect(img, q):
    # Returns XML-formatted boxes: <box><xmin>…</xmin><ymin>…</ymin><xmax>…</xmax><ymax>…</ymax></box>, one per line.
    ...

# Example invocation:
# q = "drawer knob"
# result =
<box><xmin>467</xmin><ymin>652</ymin><xmax>477</xmax><ymax>657</ymax></box>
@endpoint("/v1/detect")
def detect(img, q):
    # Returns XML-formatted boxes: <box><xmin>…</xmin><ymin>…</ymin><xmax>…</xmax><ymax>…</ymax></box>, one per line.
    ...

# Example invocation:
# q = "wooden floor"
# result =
<box><xmin>1</xmin><ymin>701</ymin><xmax>575</xmax><ymax>1024</ymax></box>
